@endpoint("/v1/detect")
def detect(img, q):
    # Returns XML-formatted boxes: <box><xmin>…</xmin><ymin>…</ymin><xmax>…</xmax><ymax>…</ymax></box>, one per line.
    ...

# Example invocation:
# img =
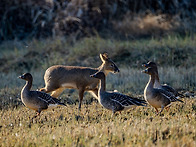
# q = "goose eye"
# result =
<box><xmin>111</xmin><ymin>64</ymin><xmax>114</xmax><ymax>67</ymax></box>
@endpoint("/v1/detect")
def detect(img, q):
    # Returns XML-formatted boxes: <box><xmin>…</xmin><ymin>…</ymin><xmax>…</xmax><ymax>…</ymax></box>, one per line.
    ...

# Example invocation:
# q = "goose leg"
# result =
<box><xmin>165</xmin><ymin>103</ymin><xmax>172</xmax><ymax>111</ymax></box>
<box><xmin>111</xmin><ymin>111</ymin><xmax>116</xmax><ymax>117</ymax></box>
<box><xmin>155</xmin><ymin>107</ymin><xmax>159</xmax><ymax>114</ymax></box>
<box><xmin>37</xmin><ymin>109</ymin><xmax>42</xmax><ymax>116</ymax></box>
<box><xmin>157</xmin><ymin>106</ymin><xmax>164</xmax><ymax>115</ymax></box>
<box><xmin>31</xmin><ymin>115</ymin><xmax>38</xmax><ymax>120</ymax></box>
<box><xmin>165</xmin><ymin>106</ymin><xmax>170</xmax><ymax>111</ymax></box>
<box><xmin>35</xmin><ymin>109</ymin><xmax>41</xmax><ymax>118</ymax></box>
<box><xmin>30</xmin><ymin>110</ymin><xmax>42</xmax><ymax>123</ymax></box>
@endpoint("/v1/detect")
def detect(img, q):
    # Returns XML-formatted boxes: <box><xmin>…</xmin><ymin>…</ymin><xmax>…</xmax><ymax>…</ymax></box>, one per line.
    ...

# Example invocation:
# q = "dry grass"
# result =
<box><xmin>0</xmin><ymin>98</ymin><xmax>195</xmax><ymax>147</ymax></box>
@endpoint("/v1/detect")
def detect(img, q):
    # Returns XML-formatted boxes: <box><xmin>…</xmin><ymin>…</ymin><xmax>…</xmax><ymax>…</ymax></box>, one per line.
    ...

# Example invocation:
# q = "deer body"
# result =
<box><xmin>43</xmin><ymin>66</ymin><xmax>103</xmax><ymax>97</ymax></box>
<box><xmin>40</xmin><ymin>53</ymin><xmax>119</xmax><ymax>109</ymax></box>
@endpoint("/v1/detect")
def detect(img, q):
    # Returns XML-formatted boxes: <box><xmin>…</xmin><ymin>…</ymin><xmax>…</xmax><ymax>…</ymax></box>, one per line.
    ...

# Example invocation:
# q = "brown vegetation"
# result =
<box><xmin>1</xmin><ymin>0</ymin><xmax>196</xmax><ymax>41</ymax></box>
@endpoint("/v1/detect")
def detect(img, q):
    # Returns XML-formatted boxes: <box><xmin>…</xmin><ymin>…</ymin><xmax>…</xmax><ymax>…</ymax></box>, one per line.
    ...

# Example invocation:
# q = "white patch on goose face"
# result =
<box><xmin>61</xmin><ymin>83</ymin><xmax>77</xmax><ymax>89</ymax></box>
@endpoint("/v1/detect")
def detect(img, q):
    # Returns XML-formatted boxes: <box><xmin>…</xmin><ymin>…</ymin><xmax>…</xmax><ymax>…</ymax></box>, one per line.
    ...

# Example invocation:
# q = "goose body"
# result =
<box><xmin>142</xmin><ymin>68</ymin><xmax>183</xmax><ymax>114</ymax></box>
<box><xmin>143</xmin><ymin>61</ymin><xmax>184</xmax><ymax>98</ymax></box>
<box><xmin>91</xmin><ymin>72</ymin><xmax>146</xmax><ymax>113</ymax></box>
<box><xmin>19</xmin><ymin>73</ymin><xmax>66</xmax><ymax>116</ymax></box>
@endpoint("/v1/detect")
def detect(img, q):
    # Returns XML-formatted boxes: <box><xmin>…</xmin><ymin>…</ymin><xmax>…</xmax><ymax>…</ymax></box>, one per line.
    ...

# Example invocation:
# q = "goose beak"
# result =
<box><xmin>142</xmin><ymin>63</ymin><xmax>148</xmax><ymax>68</ymax></box>
<box><xmin>18</xmin><ymin>75</ymin><xmax>24</xmax><ymax>79</ymax></box>
<box><xmin>90</xmin><ymin>74</ymin><xmax>95</xmax><ymax>78</ymax></box>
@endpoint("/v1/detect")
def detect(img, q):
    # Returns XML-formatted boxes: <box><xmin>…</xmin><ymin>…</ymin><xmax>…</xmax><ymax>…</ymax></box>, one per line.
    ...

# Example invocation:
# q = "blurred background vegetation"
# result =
<box><xmin>0</xmin><ymin>0</ymin><xmax>196</xmax><ymax>109</ymax></box>
<box><xmin>1</xmin><ymin>0</ymin><xmax>196</xmax><ymax>40</ymax></box>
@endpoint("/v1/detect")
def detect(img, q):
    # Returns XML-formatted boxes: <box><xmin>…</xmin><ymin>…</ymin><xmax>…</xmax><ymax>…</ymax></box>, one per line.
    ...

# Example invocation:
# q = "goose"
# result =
<box><xmin>19</xmin><ymin>73</ymin><xmax>66</xmax><ymax>118</ymax></box>
<box><xmin>143</xmin><ymin>61</ymin><xmax>184</xmax><ymax>98</ymax></box>
<box><xmin>142</xmin><ymin>67</ymin><xmax>183</xmax><ymax>115</ymax></box>
<box><xmin>90</xmin><ymin>72</ymin><xmax>146</xmax><ymax>113</ymax></box>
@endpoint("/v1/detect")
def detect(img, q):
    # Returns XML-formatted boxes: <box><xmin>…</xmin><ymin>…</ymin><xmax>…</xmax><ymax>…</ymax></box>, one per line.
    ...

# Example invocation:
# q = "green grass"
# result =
<box><xmin>0</xmin><ymin>34</ymin><xmax>196</xmax><ymax>146</ymax></box>
<box><xmin>0</xmin><ymin>34</ymin><xmax>196</xmax><ymax>73</ymax></box>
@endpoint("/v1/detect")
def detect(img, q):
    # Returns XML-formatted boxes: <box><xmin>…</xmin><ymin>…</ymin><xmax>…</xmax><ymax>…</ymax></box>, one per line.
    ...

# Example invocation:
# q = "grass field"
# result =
<box><xmin>0</xmin><ymin>35</ymin><xmax>196</xmax><ymax>146</ymax></box>
<box><xmin>0</xmin><ymin>99</ymin><xmax>196</xmax><ymax>147</ymax></box>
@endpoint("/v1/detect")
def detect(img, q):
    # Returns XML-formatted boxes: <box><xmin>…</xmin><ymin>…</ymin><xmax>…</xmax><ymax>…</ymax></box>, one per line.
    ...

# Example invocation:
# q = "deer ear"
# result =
<box><xmin>102</xmin><ymin>53</ymin><xmax>109</xmax><ymax>58</ymax></box>
<box><xmin>100</xmin><ymin>53</ymin><xmax>108</xmax><ymax>62</ymax></box>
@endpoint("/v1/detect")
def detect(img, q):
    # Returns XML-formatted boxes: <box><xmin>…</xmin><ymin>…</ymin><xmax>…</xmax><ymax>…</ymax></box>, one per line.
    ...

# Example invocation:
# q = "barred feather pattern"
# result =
<box><xmin>162</xmin><ymin>84</ymin><xmax>184</xmax><ymax>98</ymax></box>
<box><xmin>32</xmin><ymin>91</ymin><xmax>66</xmax><ymax>106</ymax></box>
<box><xmin>156</xmin><ymin>89</ymin><xmax>183</xmax><ymax>103</ymax></box>
<box><xmin>109</xmin><ymin>92</ymin><xmax>147</xmax><ymax>107</ymax></box>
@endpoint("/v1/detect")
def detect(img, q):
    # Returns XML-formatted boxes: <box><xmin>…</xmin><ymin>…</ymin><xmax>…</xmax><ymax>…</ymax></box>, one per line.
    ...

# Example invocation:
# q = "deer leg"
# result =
<box><xmin>51</xmin><ymin>87</ymin><xmax>65</xmax><ymax>98</ymax></box>
<box><xmin>89</xmin><ymin>89</ymin><xmax>98</xmax><ymax>99</ymax></box>
<box><xmin>39</xmin><ymin>87</ymin><xmax>53</xmax><ymax>93</ymax></box>
<box><xmin>40</xmin><ymin>84</ymin><xmax>58</xmax><ymax>93</ymax></box>
<box><xmin>78</xmin><ymin>88</ymin><xmax>85</xmax><ymax>110</ymax></box>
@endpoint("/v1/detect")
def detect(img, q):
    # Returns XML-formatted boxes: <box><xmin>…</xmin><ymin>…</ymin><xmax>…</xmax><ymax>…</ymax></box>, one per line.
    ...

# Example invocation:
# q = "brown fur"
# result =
<box><xmin>40</xmin><ymin>53</ymin><xmax>119</xmax><ymax>109</ymax></box>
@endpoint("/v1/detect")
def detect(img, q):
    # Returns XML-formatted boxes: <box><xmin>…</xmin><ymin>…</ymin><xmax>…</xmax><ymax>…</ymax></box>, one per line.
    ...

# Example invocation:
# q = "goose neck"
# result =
<box><xmin>99</xmin><ymin>77</ymin><xmax>106</xmax><ymax>93</ymax></box>
<box><xmin>22</xmin><ymin>80</ymin><xmax>32</xmax><ymax>92</ymax></box>
<box><xmin>146</xmin><ymin>74</ymin><xmax>156</xmax><ymax>90</ymax></box>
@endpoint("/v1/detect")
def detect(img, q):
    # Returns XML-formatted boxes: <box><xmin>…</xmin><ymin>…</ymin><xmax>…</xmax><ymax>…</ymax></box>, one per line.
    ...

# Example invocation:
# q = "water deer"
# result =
<box><xmin>39</xmin><ymin>53</ymin><xmax>120</xmax><ymax>110</ymax></box>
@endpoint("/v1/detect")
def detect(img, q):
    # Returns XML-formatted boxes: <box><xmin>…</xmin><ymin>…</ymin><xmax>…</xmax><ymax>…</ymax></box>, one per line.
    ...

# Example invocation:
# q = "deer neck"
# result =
<box><xmin>97</xmin><ymin>63</ymin><xmax>109</xmax><ymax>76</ymax></box>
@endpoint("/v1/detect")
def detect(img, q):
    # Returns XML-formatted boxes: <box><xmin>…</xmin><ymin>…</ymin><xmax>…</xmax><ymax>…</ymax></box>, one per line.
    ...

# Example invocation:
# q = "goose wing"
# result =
<box><xmin>162</xmin><ymin>84</ymin><xmax>176</xmax><ymax>94</ymax></box>
<box><xmin>155</xmin><ymin>89</ymin><xmax>183</xmax><ymax>103</ymax></box>
<box><xmin>109</xmin><ymin>92</ymin><xmax>146</xmax><ymax>107</ymax></box>
<box><xmin>162</xmin><ymin>84</ymin><xmax>184</xmax><ymax>98</ymax></box>
<box><xmin>31</xmin><ymin>91</ymin><xmax>66</xmax><ymax>106</ymax></box>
